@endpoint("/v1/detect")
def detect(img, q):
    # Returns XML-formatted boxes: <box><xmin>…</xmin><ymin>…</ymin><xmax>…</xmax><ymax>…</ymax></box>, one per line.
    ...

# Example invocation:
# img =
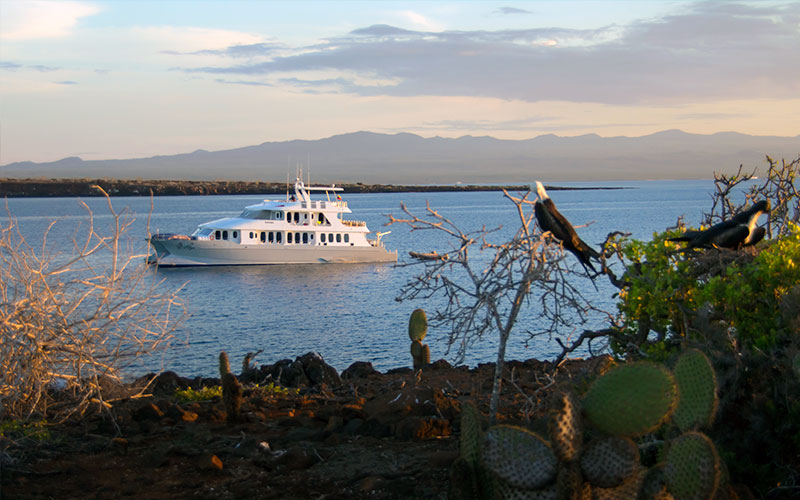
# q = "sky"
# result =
<box><xmin>1</xmin><ymin>0</ymin><xmax>798</xmax><ymax>164</ymax></box>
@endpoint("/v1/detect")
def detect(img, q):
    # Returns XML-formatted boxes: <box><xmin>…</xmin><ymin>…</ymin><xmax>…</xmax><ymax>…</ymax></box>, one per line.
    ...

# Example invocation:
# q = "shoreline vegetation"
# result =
<box><xmin>0</xmin><ymin>177</ymin><xmax>628</xmax><ymax>198</ymax></box>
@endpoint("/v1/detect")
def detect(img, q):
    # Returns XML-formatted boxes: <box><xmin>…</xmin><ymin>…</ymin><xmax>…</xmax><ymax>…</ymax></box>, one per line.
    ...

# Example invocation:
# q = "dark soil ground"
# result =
<box><xmin>0</xmin><ymin>355</ymin><xmax>613</xmax><ymax>500</ymax></box>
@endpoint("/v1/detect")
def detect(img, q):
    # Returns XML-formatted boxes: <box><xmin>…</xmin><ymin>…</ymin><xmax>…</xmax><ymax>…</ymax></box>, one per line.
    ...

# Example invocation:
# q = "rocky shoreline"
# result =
<box><xmin>0</xmin><ymin>178</ymin><xmax>627</xmax><ymax>198</ymax></box>
<box><xmin>0</xmin><ymin>352</ymin><xmax>612</xmax><ymax>500</ymax></box>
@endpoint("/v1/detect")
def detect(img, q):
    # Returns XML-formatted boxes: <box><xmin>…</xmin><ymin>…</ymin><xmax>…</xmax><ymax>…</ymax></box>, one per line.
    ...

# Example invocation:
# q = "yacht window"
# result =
<box><xmin>267</xmin><ymin>232</ymin><xmax>273</xmax><ymax>243</ymax></box>
<box><xmin>276</xmin><ymin>212</ymin><xmax>283</xmax><ymax>220</ymax></box>
<box><xmin>318</xmin><ymin>213</ymin><xmax>324</xmax><ymax>224</ymax></box>
<box><xmin>286</xmin><ymin>212</ymin><xmax>291</xmax><ymax>222</ymax></box>
<box><xmin>215</xmin><ymin>230</ymin><xmax>221</xmax><ymax>240</ymax></box>
<box><xmin>329</xmin><ymin>233</ymin><xmax>334</xmax><ymax>242</ymax></box>
<box><xmin>287</xmin><ymin>232</ymin><xmax>293</xmax><ymax>244</ymax></box>
<box><xmin>276</xmin><ymin>232</ymin><xmax>282</xmax><ymax>243</ymax></box>
<box><xmin>222</xmin><ymin>230</ymin><xmax>228</xmax><ymax>240</ymax></box>
<box><xmin>233</xmin><ymin>231</ymin><xmax>238</xmax><ymax>239</ymax></box>
<box><xmin>321</xmin><ymin>234</ymin><xmax>326</xmax><ymax>243</ymax></box>
<box><xmin>344</xmin><ymin>234</ymin><xmax>349</xmax><ymax>243</ymax></box>
<box><xmin>336</xmin><ymin>234</ymin><xmax>341</xmax><ymax>243</ymax></box>
<box><xmin>302</xmin><ymin>233</ymin><xmax>308</xmax><ymax>244</ymax></box>
<box><xmin>260</xmin><ymin>232</ymin><xmax>266</xmax><ymax>242</ymax></box>
<box><xmin>249</xmin><ymin>232</ymin><xmax>254</xmax><ymax>239</ymax></box>
<box><xmin>293</xmin><ymin>212</ymin><xmax>300</xmax><ymax>223</ymax></box>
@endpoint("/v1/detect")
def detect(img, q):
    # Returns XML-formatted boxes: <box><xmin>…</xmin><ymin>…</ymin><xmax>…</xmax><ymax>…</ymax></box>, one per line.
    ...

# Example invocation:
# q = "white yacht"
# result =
<box><xmin>147</xmin><ymin>179</ymin><xmax>397</xmax><ymax>266</ymax></box>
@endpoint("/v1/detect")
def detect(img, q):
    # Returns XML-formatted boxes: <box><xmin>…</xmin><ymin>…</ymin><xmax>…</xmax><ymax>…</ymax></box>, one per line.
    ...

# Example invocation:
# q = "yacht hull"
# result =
<box><xmin>148</xmin><ymin>238</ymin><xmax>397</xmax><ymax>266</ymax></box>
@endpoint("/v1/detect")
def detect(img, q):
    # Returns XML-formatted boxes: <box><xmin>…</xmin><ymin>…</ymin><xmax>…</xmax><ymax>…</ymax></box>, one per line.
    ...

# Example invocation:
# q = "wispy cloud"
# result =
<box><xmin>1</xmin><ymin>1</ymin><xmax>101</xmax><ymax>40</ymax></box>
<box><xmin>178</xmin><ymin>2</ymin><xmax>800</xmax><ymax>105</ymax></box>
<box><xmin>495</xmin><ymin>7</ymin><xmax>533</xmax><ymax>16</ymax></box>
<box><xmin>0</xmin><ymin>61</ymin><xmax>60</xmax><ymax>72</ymax></box>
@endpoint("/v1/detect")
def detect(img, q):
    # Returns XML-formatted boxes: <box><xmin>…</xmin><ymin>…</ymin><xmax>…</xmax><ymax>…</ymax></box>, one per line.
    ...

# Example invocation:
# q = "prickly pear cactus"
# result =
<box><xmin>219</xmin><ymin>351</ymin><xmax>242</xmax><ymax>423</ymax></box>
<box><xmin>219</xmin><ymin>350</ymin><xmax>232</xmax><ymax>377</ymax></box>
<box><xmin>497</xmin><ymin>481</ymin><xmax>558</xmax><ymax>500</ymax></box>
<box><xmin>482</xmin><ymin>425</ymin><xmax>558</xmax><ymax>491</ymax></box>
<box><xmin>672</xmin><ymin>349</ymin><xmax>718</xmax><ymax>432</ymax></box>
<box><xmin>460</xmin><ymin>401</ymin><xmax>482</xmax><ymax>467</ymax></box>
<box><xmin>556</xmin><ymin>461</ymin><xmax>586</xmax><ymax>500</ymax></box>
<box><xmin>582</xmin><ymin>362</ymin><xmax>678</xmax><ymax>437</ymax></box>
<box><xmin>664</xmin><ymin>431</ymin><xmax>721</xmax><ymax>500</ymax></box>
<box><xmin>410</xmin><ymin>340</ymin><xmax>430</xmax><ymax>370</ymax></box>
<box><xmin>592</xmin><ymin>467</ymin><xmax>646</xmax><ymax>500</ymax></box>
<box><xmin>549</xmin><ymin>390</ymin><xmax>582</xmax><ymax>463</ymax></box>
<box><xmin>409</xmin><ymin>309</ymin><xmax>430</xmax><ymax>369</ymax></box>
<box><xmin>639</xmin><ymin>464</ymin><xmax>673</xmax><ymax>500</ymax></box>
<box><xmin>409</xmin><ymin>308</ymin><xmax>428</xmax><ymax>341</ymax></box>
<box><xmin>580</xmin><ymin>436</ymin><xmax>639</xmax><ymax>488</ymax></box>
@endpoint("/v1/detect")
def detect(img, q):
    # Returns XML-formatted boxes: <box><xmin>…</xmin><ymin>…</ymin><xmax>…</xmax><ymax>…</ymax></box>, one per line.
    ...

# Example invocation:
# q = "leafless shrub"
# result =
<box><xmin>0</xmin><ymin>187</ymin><xmax>185</xmax><ymax>422</ymax></box>
<box><xmin>388</xmin><ymin>190</ymin><xmax>606</xmax><ymax>420</ymax></box>
<box><xmin>705</xmin><ymin>155</ymin><xmax>799</xmax><ymax>237</ymax></box>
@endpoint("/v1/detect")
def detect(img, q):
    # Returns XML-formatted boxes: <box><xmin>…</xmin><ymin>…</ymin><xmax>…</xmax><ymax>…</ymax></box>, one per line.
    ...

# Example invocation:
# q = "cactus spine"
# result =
<box><xmin>408</xmin><ymin>308</ymin><xmax>430</xmax><ymax>370</ymax></box>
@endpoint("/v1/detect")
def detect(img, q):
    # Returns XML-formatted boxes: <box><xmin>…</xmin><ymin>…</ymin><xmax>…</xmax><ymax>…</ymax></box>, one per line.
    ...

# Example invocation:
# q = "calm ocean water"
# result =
<box><xmin>4</xmin><ymin>180</ymin><xmax>752</xmax><ymax>377</ymax></box>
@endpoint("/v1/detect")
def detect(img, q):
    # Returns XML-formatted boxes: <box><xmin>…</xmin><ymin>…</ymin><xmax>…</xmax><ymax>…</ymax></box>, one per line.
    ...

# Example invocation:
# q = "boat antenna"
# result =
<box><xmin>285</xmin><ymin>172</ymin><xmax>289</xmax><ymax>201</ymax></box>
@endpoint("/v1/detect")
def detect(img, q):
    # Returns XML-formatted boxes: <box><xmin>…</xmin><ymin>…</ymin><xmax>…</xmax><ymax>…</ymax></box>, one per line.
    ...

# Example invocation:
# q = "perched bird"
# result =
<box><xmin>534</xmin><ymin>181</ymin><xmax>601</xmax><ymax>272</ymax></box>
<box><xmin>668</xmin><ymin>200</ymin><xmax>770</xmax><ymax>249</ymax></box>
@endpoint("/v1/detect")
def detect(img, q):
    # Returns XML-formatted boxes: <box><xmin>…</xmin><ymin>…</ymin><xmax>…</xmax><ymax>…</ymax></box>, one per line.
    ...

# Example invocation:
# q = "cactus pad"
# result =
<box><xmin>556</xmin><ymin>461</ymin><xmax>585</xmax><ymax>500</ymax></box>
<box><xmin>639</xmin><ymin>463</ymin><xmax>674</xmax><ymax>500</ymax></box>
<box><xmin>219</xmin><ymin>351</ymin><xmax>231</xmax><ymax>377</ymax></box>
<box><xmin>592</xmin><ymin>467</ymin><xmax>646</xmax><ymax>500</ymax></box>
<box><xmin>460</xmin><ymin>402</ymin><xmax>481</xmax><ymax>467</ymax></box>
<box><xmin>496</xmin><ymin>481</ymin><xmax>557</xmax><ymax>500</ymax></box>
<box><xmin>482</xmin><ymin>425</ymin><xmax>557</xmax><ymax>490</ymax></box>
<box><xmin>582</xmin><ymin>361</ymin><xmax>678</xmax><ymax>437</ymax></box>
<box><xmin>408</xmin><ymin>308</ymin><xmax>428</xmax><ymax>341</ymax></box>
<box><xmin>549</xmin><ymin>390</ymin><xmax>583</xmax><ymax>463</ymax></box>
<box><xmin>410</xmin><ymin>339</ymin><xmax>424</xmax><ymax>357</ymax></box>
<box><xmin>664</xmin><ymin>431</ymin><xmax>721</xmax><ymax>500</ymax></box>
<box><xmin>580</xmin><ymin>436</ymin><xmax>639</xmax><ymax>488</ymax></box>
<box><xmin>672</xmin><ymin>349</ymin><xmax>718</xmax><ymax>432</ymax></box>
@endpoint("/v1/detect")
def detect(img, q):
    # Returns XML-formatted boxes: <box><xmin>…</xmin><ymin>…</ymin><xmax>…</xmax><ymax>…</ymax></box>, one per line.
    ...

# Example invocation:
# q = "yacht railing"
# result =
<box><xmin>342</xmin><ymin>220</ymin><xmax>366</xmax><ymax>227</ymax></box>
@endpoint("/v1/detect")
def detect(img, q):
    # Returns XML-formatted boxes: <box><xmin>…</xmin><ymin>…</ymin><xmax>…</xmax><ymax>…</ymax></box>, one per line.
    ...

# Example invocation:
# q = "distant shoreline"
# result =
<box><xmin>0</xmin><ymin>178</ymin><xmax>629</xmax><ymax>198</ymax></box>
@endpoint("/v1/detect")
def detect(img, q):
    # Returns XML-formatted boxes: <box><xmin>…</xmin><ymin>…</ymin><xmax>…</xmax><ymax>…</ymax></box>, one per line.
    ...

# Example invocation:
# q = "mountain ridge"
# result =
<box><xmin>2</xmin><ymin>130</ymin><xmax>798</xmax><ymax>183</ymax></box>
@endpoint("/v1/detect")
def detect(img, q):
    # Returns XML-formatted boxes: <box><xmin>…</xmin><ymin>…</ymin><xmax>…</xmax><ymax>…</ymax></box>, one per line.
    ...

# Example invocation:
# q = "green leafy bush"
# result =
<box><xmin>615</xmin><ymin>223</ymin><xmax>800</xmax><ymax>355</ymax></box>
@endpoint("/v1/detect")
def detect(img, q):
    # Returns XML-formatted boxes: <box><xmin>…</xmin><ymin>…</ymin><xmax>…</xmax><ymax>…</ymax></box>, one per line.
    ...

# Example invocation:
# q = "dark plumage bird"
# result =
<box><xmin>668</xmin><ymin>200</ymin><xmax>770</xmax><ymax>249</ymax></box>
<box><xmin>534</xmin><ymin>181</ymin><xmax>601</xmax><ymax>272</ymax></box>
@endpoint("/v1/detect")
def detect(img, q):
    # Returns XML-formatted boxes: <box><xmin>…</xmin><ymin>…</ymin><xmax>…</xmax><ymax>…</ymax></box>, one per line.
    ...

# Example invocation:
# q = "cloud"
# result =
<box><xmin>421</xmin><ymin>116</ymin><xmax>557</xmax><ymax>131</ymax></box>
<box><xmin>0</xmin><ymin>61</ymin><xmax>59</xmax><ymax>71</ymax></box>
<box><xmin>1</xmin><ymin>1</ymin><xmax>101</xmax><ymax>40</ymax></box>
<box><xmin>54</xmin><ymin>80</ymin><xmax>78</xmax><ymax>85</ymax></box>
<box><xmin>179</xmin><ymin>2</ymin><xmax>800</xmax><ymax>105</ymax></box>
<box><xmin>495</xmin><ymin>7</ymin><xmax>533</xmax><ymax>15</ymax></box>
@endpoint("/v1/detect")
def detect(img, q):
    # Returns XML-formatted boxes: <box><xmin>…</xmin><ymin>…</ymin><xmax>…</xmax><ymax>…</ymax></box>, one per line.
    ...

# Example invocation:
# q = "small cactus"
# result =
<box><xmin>409</xmin><ymin>309</ymin><xmax>430</xmax><ymax>369</ymax></box>
<box><xmin>219</xmin><ymin>351</ymin><xmax>243</xmax><ymax>423</ymax></box>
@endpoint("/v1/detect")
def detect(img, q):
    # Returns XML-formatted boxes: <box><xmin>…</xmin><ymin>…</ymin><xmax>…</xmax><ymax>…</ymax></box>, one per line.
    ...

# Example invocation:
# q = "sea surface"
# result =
<box><xmin>3</xmin><ymin>179</ymin><xmax>755</xmax><ymax>377</ymax></box>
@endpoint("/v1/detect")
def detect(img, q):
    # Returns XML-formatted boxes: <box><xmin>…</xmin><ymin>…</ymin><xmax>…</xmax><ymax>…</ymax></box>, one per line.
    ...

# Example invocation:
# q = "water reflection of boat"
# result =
<box><xmin>147</xmin><ymin>178</ymin><xmax>397</xmax><ymax>266</ymax></box>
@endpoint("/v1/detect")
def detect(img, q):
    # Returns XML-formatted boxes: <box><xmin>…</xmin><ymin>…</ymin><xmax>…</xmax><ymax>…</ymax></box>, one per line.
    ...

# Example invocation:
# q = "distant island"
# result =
<box><xmin>0</xmin><ymin>178</ymin><xmax>628</xmax><ymax>198</ymax></box>
<box><xmin>3</xmin><ymin>130</ymin><xmax>798</xmax><ymax>183</ymax></box>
